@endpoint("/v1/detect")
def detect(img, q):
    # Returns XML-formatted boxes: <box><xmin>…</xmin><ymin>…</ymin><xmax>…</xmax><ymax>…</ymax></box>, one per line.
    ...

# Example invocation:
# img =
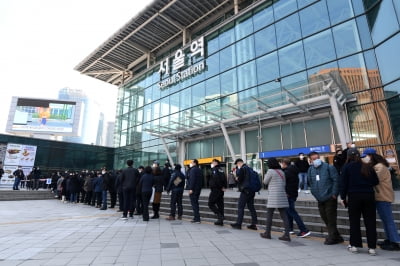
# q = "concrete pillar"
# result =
<box><xmin>220</xmin><ymin>123</ymin><xmax>237</xmax><ymax>161</ymax></box>
<box><xmin>177</xmin><ymin>139</ymin><xmax>186</xmax><ymax>166</ymax></box>
<box><xmin>240</xmin><ymin>129</ymin><xmax>246</xmax><ymax>161</ymax></box>
<box><xmin>160</xmin><ymin>137</ymin><xmax>175</xmax><ymax>167</ymax></box>
<box><xmin>329</xmin><ymin>97</ymin><xmax>347</xmax><ymax>149</ymax></box>
<box><xmin>234</xmin><ymin>0</ymin><xmax>239</xmax><ymax>14</ymax></box>
<box><xmin>340</xmin><ymin>109</ymin><xmax>352</xmax><ymax>142</ymax></box>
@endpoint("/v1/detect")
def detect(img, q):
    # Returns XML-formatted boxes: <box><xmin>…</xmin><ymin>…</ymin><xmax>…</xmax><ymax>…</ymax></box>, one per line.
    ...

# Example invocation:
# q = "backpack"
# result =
<box><xmin>246</xmin><ymin>167</ymin><xmax>262</xmax><ymax>193</ymax></box>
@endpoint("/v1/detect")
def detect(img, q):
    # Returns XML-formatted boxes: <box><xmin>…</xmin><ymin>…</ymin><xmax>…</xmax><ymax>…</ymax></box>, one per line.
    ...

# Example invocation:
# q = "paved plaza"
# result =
<box><xmin>0</xmin><ymin>200</ymin><xmax>399</xmax><ymax>266</ymax></box>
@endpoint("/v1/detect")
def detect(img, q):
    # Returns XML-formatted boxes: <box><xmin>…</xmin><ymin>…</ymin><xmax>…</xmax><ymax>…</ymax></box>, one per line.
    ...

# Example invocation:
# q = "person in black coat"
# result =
<box><xmin>108</xmin><ymin>170</ymin><xmax>117</xmax><ymax>209</ymax></box>
<box><xmin>115</xmin><ymin>170</ymin><xmax>124</xmax><ymax>212</ymax></box>
<box><xmin>151</xmin><ymin>166</ymin><xmax>164</xmax><ymax>219</ymax></box>
<box><xmin>208</xmin><ymin>159</ymin><xmax>227</xmax><ymax>226</ymax></box>
<box><xmin>295</xmin><ymin>153</ymin><xmax>310</xmax><ymax>192</ymax></box>
<box><xmin>162</xmin><ymin>161</ymin><xmax>172</xmax><ymax>190</ymax></box>
<box><xmin>120</xmin><ymin>160</ymin><xmax>140</xmax><ymax>219</ymax></box>
<box><xmin>100</xmin><ymin>168</ymin><xmax>110</xmax><ymax>210</ymax></box>
<box><xmin>188</xmin><ymin>159</ymin><xmax>203</xmax><ymax>223</ymax></box>
<box><xmin>69</xmin><ymin>173</ymin><xmax>80</xmax><ymax>203</ymax></box>
<box><xmin>281</xmin><ymin>159</ymin><xmax>310</xmax><ymax>237</ymax></box>
<box><xmin>139</xmin><ymin>166</ymin><xmax>154</xmax><ymax>221</ymax></box>
<box><xmin>135</xmin><ymin>166</ymin><xmax>144</xmax><ymax>215</ymax></box>
<box><xmin>166</xmin><ymin>164</ymin><xmax>186</xmax><ymax>220</ymax></box>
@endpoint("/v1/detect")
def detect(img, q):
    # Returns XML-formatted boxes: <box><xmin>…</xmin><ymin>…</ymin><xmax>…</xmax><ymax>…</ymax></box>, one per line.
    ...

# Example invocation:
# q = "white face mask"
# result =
<box><xmin>299</xmin><ymin>155</ymin><xmax>304</xmax><ymax>160</ymax></box>
<box><xmin>102</xmin><ymin>171</ymin><xmax>106</xmax><ymax>174</ymax></box>
<box><xmin>362</xmin><ymin>156</ymin><xmax>371</xmax><ymax>163</ymax></box>
<box><xmin>189</xmin><ymin>163</ymin><xmax>193</xmax><ymax>168</ymax></box>
<box><xmin>210</xmin><ymin>163</ymin><xmax>214</xmax><ymax>168</ymax></box>
<box><xmin>351</xmin><ymin>144</ymin><xmax>356</xmax><ymax>148</ymax></box>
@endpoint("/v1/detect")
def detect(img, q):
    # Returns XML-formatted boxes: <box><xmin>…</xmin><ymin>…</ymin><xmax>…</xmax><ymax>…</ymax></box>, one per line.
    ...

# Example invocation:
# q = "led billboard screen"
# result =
<box><xmin>10</xmin><ymin>98</ymin><xmax>78</xmax><ymax>133</ymax></box>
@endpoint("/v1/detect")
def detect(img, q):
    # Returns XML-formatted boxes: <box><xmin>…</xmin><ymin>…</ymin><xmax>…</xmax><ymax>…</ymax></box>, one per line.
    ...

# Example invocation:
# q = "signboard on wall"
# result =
<box><xmin>4</xmin><ymin>143</ymin><xmax>37</xmax><ymax>167</ymax></box>
<box><xmin>259</xmin><ymin>145</ymin><xmax>333</xmax><ymax>159</ymax></box>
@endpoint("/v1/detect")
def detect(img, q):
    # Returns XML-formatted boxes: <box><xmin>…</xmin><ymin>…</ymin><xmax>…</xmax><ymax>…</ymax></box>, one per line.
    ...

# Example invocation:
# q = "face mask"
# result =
<box><xmin>189</xmin><ymin>163</ymin><xmax>193</xmax><ymax>168</ymax></box>
<box><xmin>237</xmin><ymin>165</ymin><xmax>241</xmax><ymax>169</ymax></box>
<box><xmin>210</xmin><ymin>163</ymin><xmax>214</xmax><ymax>168</ymax></box>
<box><xmin>313</xmin><ymin>159</ymin><xmax>322</xmax><ymax>168</ymax></box>
<box><xmin>299</xmin><ymin>155</ymin><xmax>304</xmax><ymax>160</ymax></box>
<box><xmin>351</xmin><ymin>144</ymin><xmax>356</xmax><ymax>148</ymax></box>
<box><xmin>102</xmin><ymin>171</ymin><xmax>106</xmax><ymax>174</ymax></box>
<box><xmin>362</xmin><ymin>156</ymin><xmax>371</xmax><ymax>163</ymax></box>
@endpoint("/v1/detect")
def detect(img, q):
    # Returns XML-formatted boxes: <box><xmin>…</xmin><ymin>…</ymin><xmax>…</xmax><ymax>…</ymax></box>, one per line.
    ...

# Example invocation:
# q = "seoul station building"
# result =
<box><xmin>76</xmin><ymin>0</ymin><xmax>400</xmax><ymax>175</ymax></box>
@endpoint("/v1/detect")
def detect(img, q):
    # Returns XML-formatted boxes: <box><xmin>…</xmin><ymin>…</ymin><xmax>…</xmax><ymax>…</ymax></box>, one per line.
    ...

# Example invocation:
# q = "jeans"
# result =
<box><xmin>348</xmin><ymin>192</ymin><xmax>377</xmax><ymax>248</ymax></box>
<box><xmin>236</xmin><ymin>190</ymin><xmax>258</xmax><ymax>225</ymax></box>
<box><xmin>318</xmin><ymin>197</ymin><xmax>342</xmax><ymax>241</ymax></box>
<box><xmin>266</xmin><ymin>208</ymin><xmax>290</xmax><ymax>236</ymax></box>
<box><xmin>170</xmin><ymin>189</ymin><xmax>183</xmax><ymax>217</ymax></box>
<box><xmin>190</xmin><ymin>192</ymin><xmax>201</xmax><ymax>221</ymax></box>
<box><xmin>102</xmin><ymin>190</ymin><xmax>108</xmax><ymax>209</ymax></box>
<box><xmin>298</xmin><ymin>172</ymin><xmax>308</xmax><ymax>190</ymax></box>
<box><xmin>208</xmin><ymin>189</ymin><xmax>224</xmax><ymax>218</ymax></box>
<box><xmin>376</xmin><ymin>201</ymin><xmax>400</xmax><ymax>243</ymax></box>
<box><xmin>94</xmin><ymin>192</ymin><xmax>102</xmax><ymax>206</ymax></box>
<box><xmin>70</xmin><ymin>193</ymin><xmax>77</xmax><ymax>203</ymax></box>
<box><xmin>287</xmin><ymin>196</ymin><xmax>308</xmax><ymax>232</ymax></box>
<box><xmin>142</xmin><ymin>191</ymin><xmax>152</xmax><ymax>221</ymax></box>
<box><xmin>13</xmin><ymin>177</ymin><xmax>21</xmax><ymax>190</ymax></box>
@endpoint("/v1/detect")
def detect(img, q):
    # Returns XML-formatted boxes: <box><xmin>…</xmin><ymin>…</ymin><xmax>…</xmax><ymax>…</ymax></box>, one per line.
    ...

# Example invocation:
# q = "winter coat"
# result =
<box><xmin>264</xmin><ymin>169</ymin><xmax>288</xmax><ymax>208</ymax></box>
<box><xmin>308</xmin><ymin>162</ymin><xmax>339</xmax><ymax>202</ymax></box>
<box><xmin>209</xmin><ymin>165</ymin><xmax>227</xmax><ymax>190</ymax></box>
<box><xmin>283</xmin><ymin>165</ymin><xmax>299</xmax><ymax>198</ymax></box>
<box><xmin>139</xmin><ymin>173</ymin><xmax>154</xmax><ymax>193</ymax></box>
<box><xmin>374</xmin><ymin>163</ymin><xmax>394</xmax><ymax>202</ymax></box>
<box><xmin>167</xmin><ymin>170</ymin><xmax>185</xmax><ymax>192</ymax></box>
<box><xmin>92</xmin><ymin>176</ymin><xmax>103</xmax><ymax>193</ymax></box>
<box><xmin>120</xmin><ymin>166</ymin><xmax>140</xmax><ymax>191</ymax></box>
<box><xmin>57</xmin><ymin>177</ymin><xmax>64</xmax><ymax>191</ymax></box>
<box><xmin>295</xmin><ymin>159</ymin><xmax>309</xmax><ymax>173</ymax></box>
<box><xmin>153</xmin><ymin>174</ymin><xmax>164</xmax><ymax>193</ymax></box>
<box><xmin>83</xmin><ymin>176</ymin><xmax>93</xmax><ymax>192</ymax></box>
<box><xmin>187</xmin><ymin>166</ymin><xmax>203</xmax><ymax>194</ymax></box>
<box><xmin>69</xmin><ymin>175</ymin><xmax>81</xmax><ymax>193</ymax></box>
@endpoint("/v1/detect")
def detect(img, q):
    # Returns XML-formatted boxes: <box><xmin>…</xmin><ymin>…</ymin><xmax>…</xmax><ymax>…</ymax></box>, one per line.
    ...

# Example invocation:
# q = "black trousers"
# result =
<box><xmin>266</xmin><ymin>208</ymin><xmax>290</xmax><ymax>236</ymax></box>
<box><xmin>85</xmin><ymin>191</ymin><xmax>93</xmax><ymax>204</ymax></box>
<box><xmin>136</xmin><ymin>193</ymin><xmax>143</xmax><ymax>214</ymax></box>
<box><xmin>170</xmin><ymin>190</ymin><xmax>183</xmax><ymax>217</ymax></box>
<box><xmin>237</xmin><ymin>190</ymin><xmax>257</xmax><ymax>225</ymax></box>
<box><xmin>109</xmin><ymin>191</ymin><xmax>117</xmax><ymax>208</ymax></box>
<box><xmin>123</xmin><ymin>189</ymin><xmax>135</xmax><ymax>217</ymax></box>
<box><xmin>190</xmin><ymin>192</ymin><xmax>201</xmax><ymax>221</ymax></box>
<box><xmin>118</xmin><ymin>191</ymin><xmax>124</xmax><ymax>211</ymax></box>
<box><xmin>94</xmin><ymin>192</ymin><xmax>102</xmax><ymax>206</ymax></box>
<box><xmin>208</xmin><ymin>189</ymin><xmax>224</xmax><ymax>218</ymax></box>
<box><xmin>141</xmin><ymin>191</ymin><xmax>152</xmax><ymax>221</ymax></box>
<box><xmin>348</xmin><ymin>192</ymin><xmax>377</xmax><ymax>248</ymax></box>
<box><xmin>318</xmin><ymin>198</ymin><xmax>342</xmax><ymax>241</ymax></box>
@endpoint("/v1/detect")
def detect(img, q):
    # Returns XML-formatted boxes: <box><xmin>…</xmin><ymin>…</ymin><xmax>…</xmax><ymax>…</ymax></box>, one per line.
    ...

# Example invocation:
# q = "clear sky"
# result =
<box><xmin>0</xmin><ymin>0</ymin><xmax>153</xmax><ymax>137</ymax></box>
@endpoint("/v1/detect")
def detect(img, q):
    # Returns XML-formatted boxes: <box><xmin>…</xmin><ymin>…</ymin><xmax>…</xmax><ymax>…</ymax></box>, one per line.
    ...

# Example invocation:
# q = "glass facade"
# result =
<box><xmin>113</xmin><ymin>0</ymin><xmax>400</xmax><ymax>170</ymax></box>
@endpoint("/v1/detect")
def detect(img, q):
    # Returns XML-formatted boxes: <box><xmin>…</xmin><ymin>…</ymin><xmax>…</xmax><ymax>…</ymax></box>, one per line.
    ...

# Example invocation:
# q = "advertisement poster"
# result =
<box><xmin>0</xmin><ymin>143</ymin><xmax>6</xmax><ymax>163</ymax></box>
<box><xmin>0</xmin><ymin>165</ymin><xmax>31</xmax><ymax>186</ymax></box>
<box><xmin>12</xmin><ymin>98</ymin><xmax>76</xmax><ymax>133</ymax></box>
<box><xmin>4</xmin><ymin>143</ymin><xmax>37</xmax><ymax>167</ymax></box>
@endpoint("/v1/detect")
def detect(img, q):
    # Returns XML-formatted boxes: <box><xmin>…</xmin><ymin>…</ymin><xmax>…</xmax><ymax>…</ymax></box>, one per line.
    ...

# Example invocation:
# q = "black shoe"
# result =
<box><xmin>230</xmin><ymin>223</ymin><xmax>241</xmax><ymax>230</ymax></box>
<box><xmin>279</xmin><ymin>235</ymin><xmax>291</xmax><ymax>242</ymax></box>
<box><xmin>380</xmin><ymin>241</ymin><xmax>400</xmax><ymax>251</ymax></box>
<box><xmin>214</xmin><ymin>220</ymin><xmax>223</xmax><ymax>226</ymax></box>
<box><xmin>191</xmin><ymin>220</ymin><xmax>201</xmax><ymax>224</ymax></box>
<box><xmin>100</xmin><ymin>207</ymin><xmax>107</xmax><ymax>210</ymax></box>
<box><xmin>260</xmin><ymin>232</ymin><xmax>271</xmax><ymax>239</ymax></box>
<box><xmin>324</xmin><ymin>239</ymin><xmax>340</xmax><ymax>245</ymax></box>
<box><xmin>247</xmin><ymin>224</ymin><xmax>258</xmax><ymax>230</ymax></box>
<box><xmin>151</xmin><ymin>215</ymin><xmax>159</xmax><ymax>219</ymax></box>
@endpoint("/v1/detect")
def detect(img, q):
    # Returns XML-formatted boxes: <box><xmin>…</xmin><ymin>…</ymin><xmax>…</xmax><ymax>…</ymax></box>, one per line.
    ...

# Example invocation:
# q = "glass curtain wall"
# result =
<box><xmin>114</xmin><ymin>0</ymin><xmax>400</xmax><ymax>168</ymax></box>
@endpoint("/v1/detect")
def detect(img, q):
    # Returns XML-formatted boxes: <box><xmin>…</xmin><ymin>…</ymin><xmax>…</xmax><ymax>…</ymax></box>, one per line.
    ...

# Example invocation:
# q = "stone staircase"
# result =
<box><xmin>158</xmin><ymin>193</ymin><xmax>400</xmax><ymax>241</ymax></box>
<box><xmin>0</xmin><ymin>190</ymin><xmax>56</xmax><ymax>201</ymax></box>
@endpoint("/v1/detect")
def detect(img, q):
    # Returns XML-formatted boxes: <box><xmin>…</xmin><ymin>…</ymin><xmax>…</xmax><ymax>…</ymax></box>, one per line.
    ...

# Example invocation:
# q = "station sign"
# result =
<box><xmin>158</xmin><ymin>36</ymin><xmax>206</xmax><ymax>90</ymax></box>
<box><xmin>259</xmin><ymin>145</ymin><xmax>333</xmax><ymax>159</ymax></box>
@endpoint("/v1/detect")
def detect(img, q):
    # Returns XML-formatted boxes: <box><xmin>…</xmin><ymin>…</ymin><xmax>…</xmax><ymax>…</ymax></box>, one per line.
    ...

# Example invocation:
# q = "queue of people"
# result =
<box><xmin>24</xmin><ymin>146</ymin><xmax>398</xmax><ymax>256</ymax></box>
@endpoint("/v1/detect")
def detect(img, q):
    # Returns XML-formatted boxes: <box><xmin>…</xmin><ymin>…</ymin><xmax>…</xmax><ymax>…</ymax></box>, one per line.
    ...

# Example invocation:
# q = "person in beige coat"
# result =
<box><xmin>362</xmin><ymin>148</ymin><xmax>400</xmax><ymax>250</ymax></box>
<box><xmin>260</xmin><ymin>157</ymin><xmax>290</xmax><ymax>241</ymax></box>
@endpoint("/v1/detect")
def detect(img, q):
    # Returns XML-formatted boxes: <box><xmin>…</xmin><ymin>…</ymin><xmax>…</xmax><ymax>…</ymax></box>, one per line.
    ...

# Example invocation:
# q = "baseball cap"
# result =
<box><xmin>347</xmin><ymin>148</ymin><xmax>360</xmax><ymax>156</ymax></box>
<box><xmin>361</xmin><ymin>148</ymin><xmax>377</xmax><ymax>158</ymax></box>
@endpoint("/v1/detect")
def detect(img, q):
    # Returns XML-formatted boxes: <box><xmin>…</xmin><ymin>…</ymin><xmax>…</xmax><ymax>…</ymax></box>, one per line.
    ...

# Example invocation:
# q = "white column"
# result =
<box><xmin>234</xmin><ymin>0</ymin><xmax>239</xmax><ymax>14</ymax></box>
<box><xmin>340</xmin><ymin>109</ymin><xmax>352</xmax><ymax>142</ymax></box>
<box><xmin>177</xmin><ymin>139</ymin><xmax>186</xmax><ymax>166</ymax></box>
<box><xmin>240</xmin><ymin>129</ymin><xmax>246</xmax><ymax>161</ymax></box>
<box><xmin>160</xmin><ymin>137</ymin><xmax>175</xmax><ymax>167</ymax></box>
<box><xmin>220</xmin><ymin>123</ymin><xmax>237</xmax><ymax>161</ymax></box>
<box><xmin>329</xmin><ymin>97</ymin><xmax>347</xmax><ymax>148</ymax></box>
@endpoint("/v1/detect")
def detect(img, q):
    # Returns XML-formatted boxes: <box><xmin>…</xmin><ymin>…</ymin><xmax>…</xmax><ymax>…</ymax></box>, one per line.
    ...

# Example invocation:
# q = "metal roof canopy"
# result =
<box><xmin>75</xmin><ymin>0</ymin><xmax>233</xmax><ymax>85</ymax></box>
<box><xmin>143</xmin><ymin>75</ymin><xmax>354</xmax><ymax>142</ymax></box>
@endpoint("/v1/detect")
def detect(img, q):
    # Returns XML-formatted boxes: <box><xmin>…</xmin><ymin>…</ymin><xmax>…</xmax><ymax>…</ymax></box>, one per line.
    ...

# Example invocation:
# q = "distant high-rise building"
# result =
<box><xmin>105</xmin><ymin>121</ymin><xmax>115</xmax><ymax>147</ymax></box>
<box><xmin>58</xmin><ymin>88</ymin><xmax>103</xmax><ymax>145</ymax></box>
